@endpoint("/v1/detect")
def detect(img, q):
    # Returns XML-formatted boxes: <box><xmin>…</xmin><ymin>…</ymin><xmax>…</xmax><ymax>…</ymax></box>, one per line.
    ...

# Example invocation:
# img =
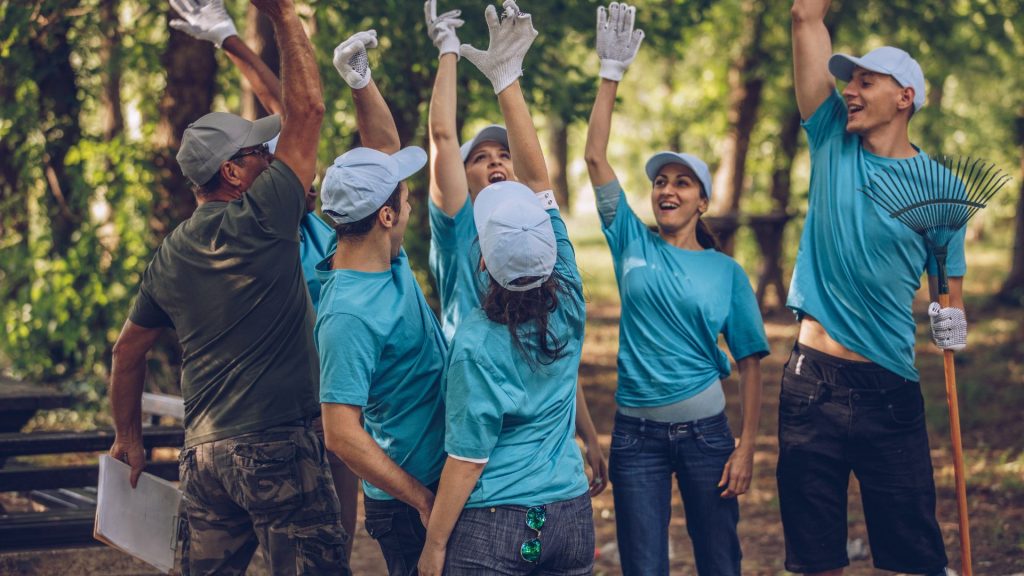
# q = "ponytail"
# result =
<box><xmin>696</xmin><ymin>217</ymin><xmax>720</xmax><ymax>251</ymax></box>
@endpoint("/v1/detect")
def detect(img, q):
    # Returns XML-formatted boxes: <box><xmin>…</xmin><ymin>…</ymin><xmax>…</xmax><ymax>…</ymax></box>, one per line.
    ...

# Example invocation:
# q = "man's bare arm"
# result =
<box><xmin>253</xmin><ymin>0</ymin><xmax>324</xmax><ymax>190</ymax></box>
<box><xmin>222</xmin><ymin>35</ymin><xmax>283</xmax><ymax>115</ymax></box>
<box><xmin>108</xmin><ymin>319</ymin><xmax>164</xmax><ymax>488</ymax></box>
<box><xmin>791</xmin><ymin>0</ymin><xmax>835</xmax><ymax>120</ymax></box>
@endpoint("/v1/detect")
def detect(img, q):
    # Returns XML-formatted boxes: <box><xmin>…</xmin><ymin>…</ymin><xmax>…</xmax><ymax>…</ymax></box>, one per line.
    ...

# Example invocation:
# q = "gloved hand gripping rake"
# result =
<box><xmin>861</xmin><ymin>155</ymin><xmax>1010</xmax><ymax>576</ymax></box>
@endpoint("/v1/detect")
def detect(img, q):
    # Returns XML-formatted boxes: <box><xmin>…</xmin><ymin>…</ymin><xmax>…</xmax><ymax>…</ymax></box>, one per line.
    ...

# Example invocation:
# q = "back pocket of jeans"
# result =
<box><xmin>231</xmin><ymin>440</ymin><xmax>302</xmax><ymax>513</ymax></box>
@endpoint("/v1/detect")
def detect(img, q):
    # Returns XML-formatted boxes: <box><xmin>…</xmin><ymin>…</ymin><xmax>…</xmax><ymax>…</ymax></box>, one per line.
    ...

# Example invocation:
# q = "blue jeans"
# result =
<box><xmin>609</xmin><ymin>411</ymin><xmax>741</xmax><ymax>576</ymax></box>
<box><xmin>445</xmin><ymin>493</ymin><xmax>594</xmax><ymax>575</ymax></box>
<box><xmin>363</xmin><ymin>483</ymin><xmax>438</xmax><ymax>576</ymax></box>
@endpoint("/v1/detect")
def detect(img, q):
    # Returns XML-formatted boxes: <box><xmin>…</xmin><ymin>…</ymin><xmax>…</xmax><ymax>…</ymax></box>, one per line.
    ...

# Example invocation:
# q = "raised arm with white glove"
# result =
<box><xmin>928</xmin><ymin>303</ymin><xmax>967</xmax><ymax>352</ymax></box>
<box><xmin>460</xmin><ymin>0</ymin><xmax>538</xmax><ymax>95</ymax></box>
<box><xmin>333</xmin><ymin>30</ymin><xmax>378</xmax><ymax>90</ymax></box>
<box><xmin>425</xmin><ymin>0</ymin><xmax>464</xmax><ymax>59</ymax></box>
<box><xmin>168</xmin><ymin>0</ymin><xmax>238</xmax><ymax>48</ymax></box>
<box><xmin>596</xmin><ymin>2</ymin><xmax>645</xmax><ymax>82</ymax></box>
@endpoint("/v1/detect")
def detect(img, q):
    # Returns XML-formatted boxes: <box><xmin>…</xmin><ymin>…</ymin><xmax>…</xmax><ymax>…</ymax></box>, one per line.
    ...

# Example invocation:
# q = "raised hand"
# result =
<box><xmin>595</xmin><ymin>2</ymin><xmax>645</xmax><ymax>82</ymax></box>
<box><xmin>459</xmin><ymin>0</ymin><xmax>538</xmax><ymax>94</ymax></box>
<box><xmin>168</xmin><ymin>0</ymin><xmax>238</xmax><ymax>48</ymax></box>
<box><xmin>333</xmin><ymin>30</ymin><xmax>378</xmax><ymax>90</ymax></box>
<box><xmin>425</xmin><ymin>0</ymin><xmax>464</xmax><ymax>58</ymax></box>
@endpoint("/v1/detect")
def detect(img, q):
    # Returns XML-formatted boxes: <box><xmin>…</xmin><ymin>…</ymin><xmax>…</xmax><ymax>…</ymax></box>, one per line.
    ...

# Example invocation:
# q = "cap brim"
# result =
<box><xmin>644</xmin><ymin>152</ymin><xmax>697</xmax><ymax>181</ymax></box>
<box><xmin>472</xmin><ymin>181</ymin><xmax>539</xmax><ymax>240</ymax></box>
<box><xmin>460</xmin><ymin>125</ymin><xmax>509</xmax><ymax>163</ymax></box>
<box><xmin>392</xmin><ymin>146</ymin><xmax>428</xmax><ymax>181</ymax></box>
<box><xmin>242</xmin><ymin>114</ymin><xmax>282</xmax><ymax>148</ymax></box>
<box><xmin>829</xmin><ymin>53</ymin><xmax>885</xmax><ymax>81</ymax></box>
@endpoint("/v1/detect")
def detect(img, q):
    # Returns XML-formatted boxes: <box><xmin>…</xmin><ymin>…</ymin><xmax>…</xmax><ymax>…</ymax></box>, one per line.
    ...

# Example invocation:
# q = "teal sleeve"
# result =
<box><xmin>444</xmin><ymin>358</ymin><xmax>521</xmax><ymax>461</ymax></box>
<box><xmin>601</xmin><ymin>188</ymin><xmax>648</xmax><ymax>259</ymax></box>
<box><xmin>318</xmin><ymin>313</ymin><xmax>381</xmax><ymax>406</ymax></box>
<box><xmin>244</xmin><ymin>160</ymin><xmax>306</xmax><ymax>239</ymax></box>
<box><xmin>549</xmin><ymin>209</ymin><xmax>581</xmax><ymax>291</ymax></box>
<box><xmin>594</xmin><ymin>179</ymin><xmax>622</xmax><ymax>227</ymax></box>
<box><xmin>927</xmin><ymin>226</ymin><xmax>967</xmax><ymax>277</ymax></box>
<box><xmin>428</xmin><ymin>196</ymin><xmax>474</xmax><ymax>251</ymax></box>
<box><xmin>801</xmin><ymin>89</ymin><xmax>848</xmax><ymax>152</ymax></box>
<box><xmin>723</xmin><ymin>262</ymin><xmax>770</xmax><ymax>361</ymax></box>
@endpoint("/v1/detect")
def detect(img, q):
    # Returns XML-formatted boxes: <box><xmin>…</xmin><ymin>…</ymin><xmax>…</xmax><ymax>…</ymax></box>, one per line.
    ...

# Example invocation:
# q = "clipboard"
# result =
<box><xmin>93</xmin><ymin>455</ymin><xmax>183</xmax><ymax>574</ymax></box>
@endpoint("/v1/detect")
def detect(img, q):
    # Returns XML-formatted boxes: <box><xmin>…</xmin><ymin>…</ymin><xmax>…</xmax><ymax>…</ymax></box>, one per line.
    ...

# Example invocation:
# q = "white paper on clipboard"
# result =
<box><xmin>93</xmin><ymin>454</ymin><xmax>183</xmax><ymax>574</ymax></box>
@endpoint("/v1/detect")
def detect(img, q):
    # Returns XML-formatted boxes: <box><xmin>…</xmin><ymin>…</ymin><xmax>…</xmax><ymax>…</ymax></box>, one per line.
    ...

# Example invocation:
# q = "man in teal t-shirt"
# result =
<box><xmin>779</xmin><ymin>2</ymin><xmax>968</xmax><ymax>574</ymax></box>
<box><xmin>315</xmin><ymin>39</ymin><xmax>447</xmax><ymax>576</ymax></box>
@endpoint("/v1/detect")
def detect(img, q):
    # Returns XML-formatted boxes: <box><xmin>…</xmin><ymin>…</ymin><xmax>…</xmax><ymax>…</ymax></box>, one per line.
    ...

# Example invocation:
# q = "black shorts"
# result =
<box><xmin>776</xmin><ymin>343</ymin><xmax>948</xmax><ymax>574</ymax></box>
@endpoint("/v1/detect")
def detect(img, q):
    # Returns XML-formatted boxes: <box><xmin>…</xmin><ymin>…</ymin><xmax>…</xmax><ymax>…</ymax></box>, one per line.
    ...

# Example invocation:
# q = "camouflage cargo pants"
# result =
<box><xmin>177</xmin><ymin>421</ymin><xmax>351</xmax><ymax>575</ymax></box>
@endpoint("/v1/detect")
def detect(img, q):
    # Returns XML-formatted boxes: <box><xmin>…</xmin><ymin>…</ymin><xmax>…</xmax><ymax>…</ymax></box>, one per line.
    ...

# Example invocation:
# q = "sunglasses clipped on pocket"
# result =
<box><xmin>520</xmin><ymin>505</ymin><xmax>546</xmax><ymax>563</ymax></box>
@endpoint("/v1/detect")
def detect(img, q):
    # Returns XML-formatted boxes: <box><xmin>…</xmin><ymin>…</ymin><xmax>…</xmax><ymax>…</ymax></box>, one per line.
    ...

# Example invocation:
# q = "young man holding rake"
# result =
<box><xmin>780</xmin><ymin>0</ymin><xmax>968</xmax><ymax>574</ymax></box>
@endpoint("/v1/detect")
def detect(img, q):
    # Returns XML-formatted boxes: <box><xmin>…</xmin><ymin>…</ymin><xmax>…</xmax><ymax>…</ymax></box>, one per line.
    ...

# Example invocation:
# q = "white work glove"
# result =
<box><xmin>460</xmin><ymin>0</ymin><xmax>538</xmax><ymax>94</ymax></box>
<box><xmin>928</xmin><ymin>302</ymin><xmax>967</xmax><ymax>352</ymax></box>
<box><xmin>333</xmin><ymin>30</ymin><xmax>378</xmax><ymax>90</ymax></box>
<box><xmin>425</xmin><ymin>0</ymin><xmax>464</xmax><ymax>58</ymax></box>
<box><xmin>595</xmin><ymin>2</ymin><xmax>645</xmax><ymax>82</ymax></box>
<box><xmin>168</xmin><ymin>0</ymin><xmax>238</xmax><ymax>49</ymax></box>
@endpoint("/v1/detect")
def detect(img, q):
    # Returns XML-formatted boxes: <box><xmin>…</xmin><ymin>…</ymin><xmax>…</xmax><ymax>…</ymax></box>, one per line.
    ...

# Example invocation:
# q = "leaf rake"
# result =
<box><xmin>861</xmin><ymin>154</ymin><xmax>1010</xmax><ymax>576</ymax></box>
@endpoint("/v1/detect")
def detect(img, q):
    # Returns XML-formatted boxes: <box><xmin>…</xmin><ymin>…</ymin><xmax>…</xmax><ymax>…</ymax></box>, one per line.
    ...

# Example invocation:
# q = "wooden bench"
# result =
<box><xmin>0</xmin><ymin>392</ymin><xmax>185</xmax><ymax>550</ymax></box>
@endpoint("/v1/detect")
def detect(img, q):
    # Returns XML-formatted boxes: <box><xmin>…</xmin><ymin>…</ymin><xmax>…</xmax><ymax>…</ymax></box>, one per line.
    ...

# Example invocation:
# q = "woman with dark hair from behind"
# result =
<box><xmin>417</xmin><ymin>2</ymin><xmax>594</xmax><ymax>575</ymax></box>
<box><xmin>583</xmin><ymin>3</ymin><xmax>769</xmax><ymax>575</ymax></box>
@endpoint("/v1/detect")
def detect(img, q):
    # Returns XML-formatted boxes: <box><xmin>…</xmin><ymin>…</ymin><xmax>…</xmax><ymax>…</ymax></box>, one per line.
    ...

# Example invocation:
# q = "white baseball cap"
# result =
<box><xmin>320</xmin><ymin>146</ymin><xmax>427</xmax><ymax>224</ymax></box>
<box><xmin>460</xmin><ymin>124</ymin><xmax>509</xmax><ymax>163</ymax></box>
<box><xmin>644</xmin><ymin>151</ymin><xmax>714</xmax><ymax>200</ymax></box>
<box><xmin>828</xmin><ymin>46</ymin><xmax>926</xmax><ymax>112</ymax></box>
<box><xmin>473</xmin><ymin>181</ymin><xmax>556</xmax><ymax>292</ymax></box>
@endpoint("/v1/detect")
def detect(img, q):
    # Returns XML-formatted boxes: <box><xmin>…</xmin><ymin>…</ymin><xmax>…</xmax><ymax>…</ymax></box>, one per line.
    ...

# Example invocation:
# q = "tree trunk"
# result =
<box><xmin>753</xmin><ymin>106</ymin><xmax>802</xmax><ymax>310</ymax></box>
<box><xmin>243</xmin><ymin>6</ymin><xmax>279</xmax><ymax>120</ymax></box>
<box><xmin>996</xmin><ymin>106</ymin><xmax>1024</xmax><ymax>306</ymax></box>
<box><xmin>100</xmin><ymin>0</ymin><xmax>124</xmax><ymax>140</ymax></box>
<box><xmin>710</xmin><ymin>0</ymin><xmax>767</xmax><ymax>254</ymax></box>
<box><xmin>546</xmin><ymin>112</ymin><xmax>570</xmax><ymax>213</ymax></box>
<box><xmin>151</xmin><ymin>11</ymin><xmax>218</xmax><ymax>239</ymax></box>
<box><xmin>30</xmin><ymin>3</ymin><xmax>84</xmax><ymax>257</ymax></box>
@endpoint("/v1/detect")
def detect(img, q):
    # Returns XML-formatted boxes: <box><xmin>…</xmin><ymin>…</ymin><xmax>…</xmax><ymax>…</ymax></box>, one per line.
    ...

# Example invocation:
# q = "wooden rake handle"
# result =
<box><xmin>939</xmin><ymin>292</ymin><xmax>972</xmax><ymax>575</ymax></box>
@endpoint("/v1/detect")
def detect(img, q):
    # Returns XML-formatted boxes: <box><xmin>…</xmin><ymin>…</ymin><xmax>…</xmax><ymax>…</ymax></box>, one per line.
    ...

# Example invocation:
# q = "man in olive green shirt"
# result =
<box><xmin>107</xmin><ymin>1</ymin><xmax>349</xmax><ymax>573</ymax></box>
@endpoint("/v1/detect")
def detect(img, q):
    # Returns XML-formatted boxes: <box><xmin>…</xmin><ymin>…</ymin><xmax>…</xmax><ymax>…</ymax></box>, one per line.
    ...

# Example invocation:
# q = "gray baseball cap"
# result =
<box><xmin>828</xmin><ymin>46</ymin><xmax>926</xmax><ymax>112</ymax></box>
<box><xmin>644</xmin><ymin>151</ymin><xmax>714</xmax><ymax>200</ymax></box>
<box><xmin>176</xmin><ymin>112</ymin><xmax>281</xmax><ymax>187</ymax></box>
<box><xmin>460</xmin><ymin>124</ymin><xmax>509</xmax><ymax>163</ymax></box>
<box><xmin>474</xmin><ymin>181</ymin><xmax>556</xmax><ymax>292</ymax></box>
<box><xmin>320</xmin><ymin>146</ymin><xmax>427</xmax><ymax>224</ymax></box>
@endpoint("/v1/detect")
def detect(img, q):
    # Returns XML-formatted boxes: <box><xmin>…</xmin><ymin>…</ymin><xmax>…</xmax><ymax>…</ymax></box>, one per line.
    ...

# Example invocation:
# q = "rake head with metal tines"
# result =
<box><xmin>860</xmin><ymin>155</ymin><xmax>1010</xmax><ymax>294</ymax></box>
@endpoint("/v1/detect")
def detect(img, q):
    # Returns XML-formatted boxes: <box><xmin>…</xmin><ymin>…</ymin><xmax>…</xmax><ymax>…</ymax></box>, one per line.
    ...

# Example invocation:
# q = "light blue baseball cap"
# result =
<box><xmin>828</xmin><ymin>46</ymin><xmax>926</xmax><ymax>112</ymax></box>
<box><xmin>644</xmin><ymin>151</ymin><xmax>714</xmax><ymax>200</ymax></box>
<box><xmin>460</xmin><ymin>124</ymin><xmax>509</xmax><ymax>163</ymax></box>
<box><xmin>473</xmin><ymin>181</ymin><xmax>556</xmax><ymax>292</ymax></box>
<box><xmin>320</xmin><ymin>146</ymin><xmax>427</xmax><ymax>224</ymax></box>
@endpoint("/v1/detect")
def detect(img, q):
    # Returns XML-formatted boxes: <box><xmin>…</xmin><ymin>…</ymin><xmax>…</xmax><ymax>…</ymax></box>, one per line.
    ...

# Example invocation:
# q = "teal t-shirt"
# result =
<box><xmin>445</xmin><ymin>209</ymin><xmax>589</xmax><ymax>508</ymax></box>
<box><xmin>787</xmin><ymin>90</ymin><xmax>966</xmax><ymax>381</ymax></box>
<box><xmin>298</xmin><ymin>212</ymin><xmax>334</xmax><ymax>310</ymax></box>
<box><xmin>601</xmin><ymin>185</ymin><xmax>770</xmax><ymax>408</ymax></box>
<box><xmin>315</xmin><ymin>248</ymin><xmax>448</xmax><ymax>501</ymax></box>
<box><xmin>428</xmin><ymin>197</ymin><xmax>486</xmax><ymax>342</ymax></box>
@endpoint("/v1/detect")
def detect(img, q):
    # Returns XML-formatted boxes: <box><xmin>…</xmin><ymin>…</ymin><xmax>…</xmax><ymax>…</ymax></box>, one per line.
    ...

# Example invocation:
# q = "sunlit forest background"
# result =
<box><xmin>2</xmin><ymin>0</ymin><xmax>1023</xmax><ymax>571</ymax></box>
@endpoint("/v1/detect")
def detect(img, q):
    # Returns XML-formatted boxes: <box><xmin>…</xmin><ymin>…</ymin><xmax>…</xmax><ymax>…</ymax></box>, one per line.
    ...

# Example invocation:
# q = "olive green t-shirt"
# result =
<box><xmin>129</xmin><ymin>160</ymin><xmax>319</xmax><ymax>447</ymax></box>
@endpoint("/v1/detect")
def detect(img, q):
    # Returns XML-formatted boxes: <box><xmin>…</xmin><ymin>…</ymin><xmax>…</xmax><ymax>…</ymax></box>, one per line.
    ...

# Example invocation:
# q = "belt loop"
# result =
<box><xmin>639</xmin><ymin>418</ymin><xmax>646</xmax><ymax>435</ymax></box>
<box><xmin>795</xmin><ymin>353</ymin><xmax>805</xmax><ymax>376</ymax></box>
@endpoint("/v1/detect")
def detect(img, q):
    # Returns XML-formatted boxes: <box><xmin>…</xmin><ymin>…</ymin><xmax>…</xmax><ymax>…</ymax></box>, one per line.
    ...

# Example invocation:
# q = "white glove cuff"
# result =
<box><xmin>348</xmin><ymin>67</ymin><xmax>371</xmax><ymax>90</ymax></box>
<box><xmin>599</xmin><ymin>59</ymin><xmax>626</xmax><ymax>82</ymax></box>
<box><xmin>491</xmin><ymin>62</ymin><xmax>523</xmax><ymax>95</ymax></box>
<box><xmin>438</xmin><ymin>40</ymin><xmax>461</xmax><ymax>60</ymax></box>
<box><xmin>535</xmin><ymin>190</ymin><xmax>559</xmax><ymax>211</ymax></box>
<box><xmin>212</xmin><ymin>21</ymin><xmax>239</xmax><ymax>49</ymax></box>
